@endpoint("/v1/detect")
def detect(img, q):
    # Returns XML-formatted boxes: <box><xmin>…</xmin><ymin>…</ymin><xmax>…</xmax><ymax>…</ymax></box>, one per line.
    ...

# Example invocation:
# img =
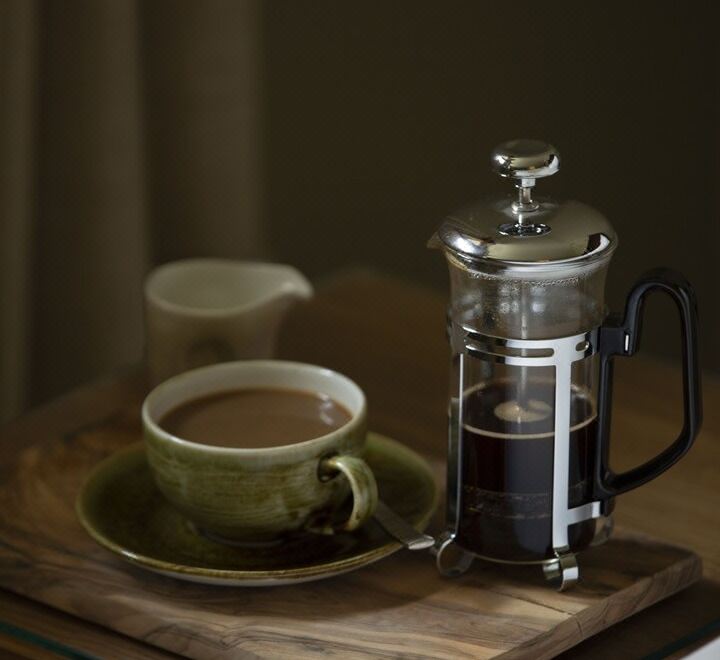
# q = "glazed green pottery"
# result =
<box><xmin>142</xmin><ymin>361</ymin><xmax>377</xmax><ymax>540</ymax></box>
<box><xmin>76</xmin><ymin>433</ymin><xmax>437</xmax><ymax>586</ymax></box>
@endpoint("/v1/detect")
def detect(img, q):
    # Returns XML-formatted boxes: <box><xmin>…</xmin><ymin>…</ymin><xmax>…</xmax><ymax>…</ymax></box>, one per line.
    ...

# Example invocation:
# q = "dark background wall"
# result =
<box><xmin>263</xmin><ymin>2</ymin><xmax>719</xmax><ymax>371</ymax></box>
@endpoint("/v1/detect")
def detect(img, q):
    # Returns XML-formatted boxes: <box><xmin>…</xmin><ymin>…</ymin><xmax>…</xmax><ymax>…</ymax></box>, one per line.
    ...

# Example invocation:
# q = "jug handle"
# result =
<box><xmin>591</xmin><ymin>268</ymin><xmax>702</xmax><ymax>501</ymax></box>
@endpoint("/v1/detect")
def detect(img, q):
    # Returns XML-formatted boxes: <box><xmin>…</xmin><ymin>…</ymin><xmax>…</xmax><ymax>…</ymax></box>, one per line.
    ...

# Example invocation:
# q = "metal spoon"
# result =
<box><xmin>373</xmin><ymin>500</ymin><xmax>435</xmax><ymax>550</ymax></box>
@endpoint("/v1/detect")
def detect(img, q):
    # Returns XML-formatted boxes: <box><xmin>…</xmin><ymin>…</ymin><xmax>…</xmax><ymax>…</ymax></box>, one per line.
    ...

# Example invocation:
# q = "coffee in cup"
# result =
<box><xmin>159</xmin><ymin>388</ymin><xmax>352</xmax><ymax>449</ymax></box>
<box><xmin>142</xmin><ymin>361</ymin><xmax>378</xmax><ymax>542</ymax></box>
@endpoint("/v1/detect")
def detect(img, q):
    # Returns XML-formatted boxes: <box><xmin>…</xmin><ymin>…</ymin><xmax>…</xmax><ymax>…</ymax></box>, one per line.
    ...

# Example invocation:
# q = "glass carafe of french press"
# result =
<box><xmin>431</xmin><ymin>140</ymin><xmax>702</xmax><ymax>589</ymax></box>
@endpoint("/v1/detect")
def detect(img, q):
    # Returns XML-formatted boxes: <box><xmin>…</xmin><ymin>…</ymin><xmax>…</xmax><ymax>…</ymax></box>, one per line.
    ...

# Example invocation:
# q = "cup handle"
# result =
<box><xmin>319</xmin><ymin>454</ymin><xmax>378</xmax><ymax>532</ymax></box>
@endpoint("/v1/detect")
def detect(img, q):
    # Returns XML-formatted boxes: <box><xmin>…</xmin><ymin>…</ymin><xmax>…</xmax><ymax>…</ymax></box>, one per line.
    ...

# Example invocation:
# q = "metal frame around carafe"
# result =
<box><xmin>433</xmin><ymin>324</ymin><xmax>605</xmax><ymax>590</ymax></box>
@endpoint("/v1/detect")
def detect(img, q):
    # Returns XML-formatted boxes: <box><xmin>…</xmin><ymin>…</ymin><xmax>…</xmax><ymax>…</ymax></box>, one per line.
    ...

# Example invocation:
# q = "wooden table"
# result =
<box><xmin>1</xmin><ymin>272</ymin><xmax>718</xmax><ymax>659</ymax></box>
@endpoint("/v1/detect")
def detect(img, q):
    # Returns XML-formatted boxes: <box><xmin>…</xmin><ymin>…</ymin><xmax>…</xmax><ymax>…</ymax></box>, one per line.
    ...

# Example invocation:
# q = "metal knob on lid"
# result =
<box><xmin>491</xmin><ymin>139</ymin><xmax>560</xmax><ymax>182</ymax></box>
<box><xmin>433</xmin><ymin>138</ymin><xmax>616</xmax><ymax>267</ymax></box>
<box><xmin>492</xmin><ymin>139</ymin><xmax>559</xmax><ymax>234</ymax></box>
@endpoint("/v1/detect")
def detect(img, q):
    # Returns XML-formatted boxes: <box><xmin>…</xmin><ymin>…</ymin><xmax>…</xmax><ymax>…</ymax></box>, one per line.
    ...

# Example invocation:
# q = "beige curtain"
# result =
<box><xmin>0</xmin><ymin>0</ymin><xmax>264</xmax><ymax>422</ymax></box>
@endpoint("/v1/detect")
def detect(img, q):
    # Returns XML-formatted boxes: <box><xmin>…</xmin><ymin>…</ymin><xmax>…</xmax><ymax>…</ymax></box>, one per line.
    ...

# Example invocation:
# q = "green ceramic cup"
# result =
<box><xmin>142</xmin><ymin>360</ymin><xmax>378</xmax><ymax>542</ymax></box>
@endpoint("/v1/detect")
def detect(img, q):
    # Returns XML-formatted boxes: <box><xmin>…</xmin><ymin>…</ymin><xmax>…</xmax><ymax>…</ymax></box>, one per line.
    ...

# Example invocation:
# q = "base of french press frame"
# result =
<box><xmin>432</xmin><ymin>516</ymin><xmax>614</xmax><ymax>592</ymax></box>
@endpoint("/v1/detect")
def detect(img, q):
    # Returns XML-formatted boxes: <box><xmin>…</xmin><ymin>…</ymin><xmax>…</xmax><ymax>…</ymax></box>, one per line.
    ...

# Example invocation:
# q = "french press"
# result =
<box><xmin>430</xmin><ymin>139</ymin><xmax>702</xmax><ymax>589</ymax></box>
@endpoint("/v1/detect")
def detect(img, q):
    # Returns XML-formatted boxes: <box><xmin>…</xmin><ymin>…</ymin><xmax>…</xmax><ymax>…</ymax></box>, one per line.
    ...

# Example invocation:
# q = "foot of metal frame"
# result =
<box><xmin>432</xmin><ymin>530</ymin><xmax>474</xmax><ymax>578</ymax></box>
<box><xmin>542</xmin><ymin>550</ymin><xmax>579</xmax><ymax>591</ymax></box>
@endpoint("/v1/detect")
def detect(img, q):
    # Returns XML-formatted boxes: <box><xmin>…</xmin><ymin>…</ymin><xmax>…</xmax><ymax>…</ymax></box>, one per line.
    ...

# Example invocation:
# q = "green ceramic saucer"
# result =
<box><xmin>76</xmin><ymin>433</ymin><xmax>437</xmax><ymax>586</ymax></box>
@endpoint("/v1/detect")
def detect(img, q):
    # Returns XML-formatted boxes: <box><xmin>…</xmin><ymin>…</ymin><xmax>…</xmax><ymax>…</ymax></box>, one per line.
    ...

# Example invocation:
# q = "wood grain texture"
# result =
<box><xmin>0</xmin><ymin>272</ymin><xmax>716</xmax><ymax>659</ymax></box>
<box><xmin>0</xmin><ymin>589</ymin><xmax>179</xmax><ymax>659</ymax></box>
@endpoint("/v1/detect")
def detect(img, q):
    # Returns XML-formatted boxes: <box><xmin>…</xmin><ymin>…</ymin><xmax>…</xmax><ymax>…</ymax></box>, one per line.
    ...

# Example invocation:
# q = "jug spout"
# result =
<box><xmin>240</xmin><ymin>262</ymin><xmax>313</xmax><ymax>361</ymax></box>
<box><xmin>266</xmin><ymin>265</ymin><xmax>314</xmax><ymax>307</ymax></box>
<box><xmin>230</xmin><ymin>261</ymin><xmax>313</xmax><ymax>322</ymax></box>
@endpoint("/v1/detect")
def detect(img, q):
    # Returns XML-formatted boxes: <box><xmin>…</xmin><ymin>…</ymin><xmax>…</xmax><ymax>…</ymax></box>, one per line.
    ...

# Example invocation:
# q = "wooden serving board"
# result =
<box><xmin>0</xmin><ymin>392</ymin><xmax>702</xmax><ymax>659</ymax></box>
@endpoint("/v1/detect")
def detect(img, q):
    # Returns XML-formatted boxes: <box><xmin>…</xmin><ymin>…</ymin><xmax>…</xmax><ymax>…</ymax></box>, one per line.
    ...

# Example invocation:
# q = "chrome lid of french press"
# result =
<box><xmin>435</xmin><ymin>139</ymin><xmax>618</xmax><ymax>268</ymax></box>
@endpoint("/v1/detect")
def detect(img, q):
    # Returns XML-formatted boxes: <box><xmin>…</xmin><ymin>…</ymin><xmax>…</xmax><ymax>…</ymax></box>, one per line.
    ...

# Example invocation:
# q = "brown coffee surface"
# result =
<box><xmin>159</xmin><ymin>388</ymin><xmax>352</xmax><ymax>448</ymax></box>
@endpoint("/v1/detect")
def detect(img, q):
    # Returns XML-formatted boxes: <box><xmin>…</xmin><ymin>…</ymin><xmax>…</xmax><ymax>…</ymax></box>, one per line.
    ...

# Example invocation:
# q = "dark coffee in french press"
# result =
<box><xmin>459</xmin><ymin>379</ymin><xmax>597</xmax><ymax>562</ymax></box>
<box><xmin>431</xmin><ymin>140</ymin><xmax>702</xmax><ymax>589</ymax></box>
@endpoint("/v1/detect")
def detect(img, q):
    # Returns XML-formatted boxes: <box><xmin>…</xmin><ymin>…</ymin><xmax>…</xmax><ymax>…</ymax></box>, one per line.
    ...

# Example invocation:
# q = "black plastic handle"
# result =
<box><xmin>592</xmin><ymin>268</ymin><xmax>702</xmax><ymax>500</ymax></box>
